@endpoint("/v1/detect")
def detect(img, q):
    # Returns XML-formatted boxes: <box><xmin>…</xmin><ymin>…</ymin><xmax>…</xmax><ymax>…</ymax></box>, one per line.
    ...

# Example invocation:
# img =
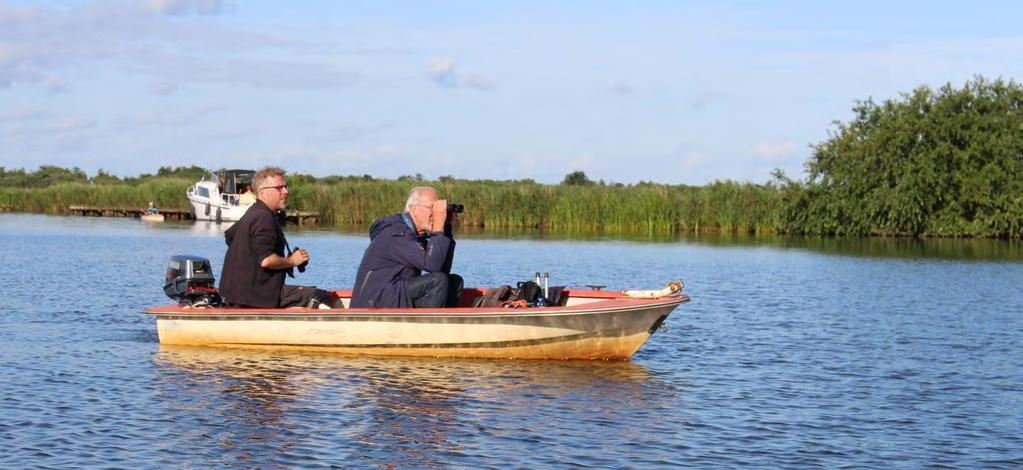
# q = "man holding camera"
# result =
<box><xmin>219</xmin><ymin>166</ymin><xmax>334</xmax><ymax>308</ymax></box>
<box><xmin>351</xmin><ymin>186</ymin><xmax>463</xmax><ymax>308</ymax></box>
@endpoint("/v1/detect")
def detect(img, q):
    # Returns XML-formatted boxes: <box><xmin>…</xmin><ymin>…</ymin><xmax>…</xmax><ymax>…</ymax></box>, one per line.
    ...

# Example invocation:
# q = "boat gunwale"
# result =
<box><xmin>145</xmin><ymin>294</ymin><xmax>690</xmax><ymax>319</ymax></box>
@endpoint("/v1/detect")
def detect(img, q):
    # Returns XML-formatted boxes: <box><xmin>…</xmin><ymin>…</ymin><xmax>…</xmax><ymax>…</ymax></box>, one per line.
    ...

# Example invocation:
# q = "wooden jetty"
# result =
<box><xmin>69</xmin><ymin>205</ymin><xmax>193</xmax><ymax>220</ymax></box>
<box><xmin>282</xmin><ymin>211</ymin><xmax>321</xmax><ymax>226</ymax></box>
<box><xmin>67</xmin><ymin>205</ymin><xmax>320</xmax><ymax>225</ymax></box>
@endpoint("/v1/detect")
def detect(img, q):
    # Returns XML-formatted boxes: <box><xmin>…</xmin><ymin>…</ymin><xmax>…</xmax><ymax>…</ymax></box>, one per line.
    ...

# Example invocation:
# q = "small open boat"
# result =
<box><xmin>145</xmin><ymin>256</ymin><xmax>689</xmax><ymax>360</ymax></box>
<box><xmin>146</xmin><ymin>286</ymin><xmax>687</xmax><ymax>360</ymax></box>
<box><xmin>146</xmin><ymin>256</ymin><xmax>689</xmax><ymax>360</ymax></box>
<box><xmin>141</xmin><ymin>213</ymin><xmax>165</xmax><ymax>222</ymax></box>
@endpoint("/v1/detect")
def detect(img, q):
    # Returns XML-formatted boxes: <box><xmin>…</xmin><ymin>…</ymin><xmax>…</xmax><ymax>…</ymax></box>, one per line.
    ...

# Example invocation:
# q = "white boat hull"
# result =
<box><xmin>187</xmin><ymin>197</ymin><xmax>253</xmax><ymax>222</ymax></box>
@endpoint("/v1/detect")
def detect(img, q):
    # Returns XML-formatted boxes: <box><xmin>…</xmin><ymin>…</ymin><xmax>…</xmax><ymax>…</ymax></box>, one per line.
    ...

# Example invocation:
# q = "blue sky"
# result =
<box><xmin>2</xmin><ymin>0</ymin><xmax>1022</xmax><ymax>184</ymax></box>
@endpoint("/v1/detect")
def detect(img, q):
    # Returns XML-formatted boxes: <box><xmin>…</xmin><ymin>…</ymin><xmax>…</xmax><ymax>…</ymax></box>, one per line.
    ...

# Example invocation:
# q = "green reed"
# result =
<box><xmin>299</xmin><ymin>179</ymin><xmax>783</xmax><ymax>234</ymax></box>
<box><xmin>0</xmin><ymin>176</ymin><xmax>784</xmax><ymax>234</ymax></box>
<box><xmin>0</xmin><ymin>178</ymin><xmax>192</xmax><ymax>214</ymax></box>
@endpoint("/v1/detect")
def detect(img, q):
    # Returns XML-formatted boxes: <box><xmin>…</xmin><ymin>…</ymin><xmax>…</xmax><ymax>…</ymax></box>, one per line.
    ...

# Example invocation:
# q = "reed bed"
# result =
<box><xmin>0</xmin><ymin>177</ymin><xmax>785</xmax><ymax>234</ymax></box>
<box><xmin>0</xmin><ymin>178</ymin><xmax>192</xmax><ymax>214</ymax></box>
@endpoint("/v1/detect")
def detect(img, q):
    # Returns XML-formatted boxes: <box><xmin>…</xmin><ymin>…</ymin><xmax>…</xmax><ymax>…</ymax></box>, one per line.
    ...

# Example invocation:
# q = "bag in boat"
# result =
<box><xmin>474</xmin><ymin>281</ymin><xmax>570</xmax><ymax>308</ymax></box>
<box><xmin>544</xmin><ymin>285</ymin><xmax>568</xmax><ymax>306</ymax></box>
<box><xmin>514</xmin><ymin>281</ymin><xmax>569</xmax><ymax>306</ymax></box>
<box><xmin>475</xmin><ymin>285</ymin><xmax>516</xmax><ymax>308</ymax></box>
<box><xmin>280</xmin><ymin>285</ymin><xmax>340</xmax><ymax>309</ymax></box>
<box><xmin>515</xmin><ymin>281</ymin><xmax>541</xmax><ymax>304</ymax></box>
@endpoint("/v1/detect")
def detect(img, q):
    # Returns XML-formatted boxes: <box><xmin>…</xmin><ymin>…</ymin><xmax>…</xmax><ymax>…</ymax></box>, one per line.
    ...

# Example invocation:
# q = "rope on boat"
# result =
<box><xmin>621</xmin><ymin>280</ymin><xmax>684</xmax><ymax>299</ymax></box>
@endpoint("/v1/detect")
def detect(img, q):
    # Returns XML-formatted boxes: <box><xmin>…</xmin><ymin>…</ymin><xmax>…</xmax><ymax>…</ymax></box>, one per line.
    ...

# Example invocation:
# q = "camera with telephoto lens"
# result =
<box><xmin>293</xmin><ymin>246</ymin><xmax>308</xmax><ymax>273</ymax></box>
<box><xmin>447</xmin><ymin>203</ymin><xmax>464</xmax><ymax>214</ymax></box>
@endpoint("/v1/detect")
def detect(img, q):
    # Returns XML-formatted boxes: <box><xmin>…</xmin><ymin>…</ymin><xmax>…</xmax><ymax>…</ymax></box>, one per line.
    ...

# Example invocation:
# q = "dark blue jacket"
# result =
<box><xmin>350</xmin><ymin>213</ymin><xmax>455</xmax><ymax>308</ymax></box>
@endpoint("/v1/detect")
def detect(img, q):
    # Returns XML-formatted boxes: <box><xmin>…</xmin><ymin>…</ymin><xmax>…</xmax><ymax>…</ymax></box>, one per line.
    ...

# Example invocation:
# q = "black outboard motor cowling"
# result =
<box><xmin>164</xmin><ymin>255</ymin><xmax>222</xmax><ymax>307</ymax></box>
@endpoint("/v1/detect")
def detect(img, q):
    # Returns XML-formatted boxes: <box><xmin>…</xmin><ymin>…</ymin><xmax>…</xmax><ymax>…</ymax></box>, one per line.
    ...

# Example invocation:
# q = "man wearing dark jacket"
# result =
<box><xmin>219</xmin><ymin>166</ymin><xmax>332</xmax><ymax>308</ymax></box>
<box><xmin>351</xmin><ymin>186</ymin><xmax>462</xmax><ymax>308</ymax></box>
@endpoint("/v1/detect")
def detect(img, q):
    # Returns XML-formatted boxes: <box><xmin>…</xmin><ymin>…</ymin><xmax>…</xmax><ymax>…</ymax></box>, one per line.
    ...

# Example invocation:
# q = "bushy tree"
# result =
<box><xmin>786</xmin><ymin>76</ymin><xmax>1023</xmax><ymax>237</ymax></box>
<box><xmin>154</xmin><ymin>166</ymin><xmax>210</xmax><ymax>181</ymax></box>
<box><xmin>561</xmin><ymin>171</ymin><xmax>593</xmax><ymax>186</ymax></box>
<box><xmin>0</xmin><ymin>165</ymin><xmax>88</xmax><ymax>188</ymax></box>
<box><xmin>91</xmin><ymin>169</ymin><xmax>122</xmax><ymax>185</ymax></box>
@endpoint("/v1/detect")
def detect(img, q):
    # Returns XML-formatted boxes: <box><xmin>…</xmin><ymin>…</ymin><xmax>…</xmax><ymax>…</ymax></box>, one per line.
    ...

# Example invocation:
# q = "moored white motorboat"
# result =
<box><xmin>187</xmin><ymin>169</ymin><xmax>256</xmax><ymax>223</ymax></box>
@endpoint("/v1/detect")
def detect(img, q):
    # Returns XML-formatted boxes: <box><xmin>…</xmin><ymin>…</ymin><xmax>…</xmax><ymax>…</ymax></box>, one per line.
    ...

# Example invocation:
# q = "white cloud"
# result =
<box><xmin>0</xmin><ymin>0</ymin><xmax>355</xmax><ymax>92</ymax></box>
<box><xmin>689</xmin><ymin>90</ymin><xmax>722</xmax><ymax>110</ymax></box>
<box><xmin>143</xmin><ymin>0</ymin><xmax>230</xmax><ymax>16</ymax></box>
<box><xmin>428</xmin><ymin>57</ymin><xmax>457</xmax><ymax>88</ymax></box>
<box><xmin>49</xmin><ymin>117</ymin><xmax>97</xmax><ymax>133</ymax></box>
<box><xmin>327</xmin><ymin>122</ymin><xmax>394</xmax><ymax>143</ymax></box>
<box><xmin>44</xmin><ymin>76</ymin><xmax>67</xmax><ymax>93</ymax></box>
<box><xmin>0</xmin><ymin>40</ymin><xmax>46</xmax><ymax>88</ymax></box>
<box><xmin>679</xmin><ymin>150</ymin><xmax>710</xmax><ymax>168</ymax></box>
<box><xmin>123</xmin><ymin>49</ymin><xmax>361</xmax><ymax>90</ymax></box>
<box><xmin>0</xmin><ymin>4</ymin><xmax>43</xmax><ymax>24</ymax></box>
<box><xmin>427</xmin><ymin>57</ymin><xmax>494</xmax><ymax>90</ymax></box>
<box><xmin>328</xmin><ymin>145</ymin><xmax>403</xmax><ymax>170</ymax></box>
<box><xmin>461</xmin><ymin>74</ymin><xmax>495</xmax><ymax>91</ymax></box>
<box><xmin>0</xmin><ymin>108</ymin><xmax>50</xmax><ymax>124</ymax></box>
<box><xmin>150</xmin><ymin>82</ymin><xmax>179</xmax><ymax>96</ymax></box>
<box><xmin>2</xmin><ymin>115</ymin><xmax>97</xmax><ymax>143</ymax></box>
<box><xmin>754</xmin><ymin>141</ymin><xmax>796</xmax><ymax>159</ymax></box>
<box><xmin>117</xmin><ymin>105</ymin><xmax>224</xmax><ymax>128</ymax></box>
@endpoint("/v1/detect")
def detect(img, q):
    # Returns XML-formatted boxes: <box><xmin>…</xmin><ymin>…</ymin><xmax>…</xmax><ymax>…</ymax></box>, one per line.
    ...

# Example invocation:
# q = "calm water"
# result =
<box><xmin>1</xmin><ymin>214</ymin><xmax>1021</xmax><ymax>468</ymax></box>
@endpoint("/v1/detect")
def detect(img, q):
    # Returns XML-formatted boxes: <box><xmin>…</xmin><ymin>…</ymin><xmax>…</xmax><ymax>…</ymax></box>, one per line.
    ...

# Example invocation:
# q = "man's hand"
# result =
<box><xmin>288</xmin><ymin>247</ymin><xmax>309</xmax><ymax>267</ymax></box>
<box><xmin>431</xmin><ymin>199</ymin><xmax>448</xmax><ymax>233</ymax></box>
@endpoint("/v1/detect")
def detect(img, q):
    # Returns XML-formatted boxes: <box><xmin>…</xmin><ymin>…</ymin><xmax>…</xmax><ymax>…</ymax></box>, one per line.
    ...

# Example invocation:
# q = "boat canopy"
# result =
<box><xmin>217</xmin><ymin>169</ymin><xmax>256</xmax><ymax>195</ymax></box>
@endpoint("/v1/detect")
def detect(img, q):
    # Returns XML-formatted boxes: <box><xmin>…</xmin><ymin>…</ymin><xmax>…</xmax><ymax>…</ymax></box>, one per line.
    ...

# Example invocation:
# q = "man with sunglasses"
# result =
<box><xmin>219</xmin><ymin>166</ymin><xmax>335</xmax><ymax>308</ymax></box>
<box><xmin>351</xmin><ymin>186</ymin><xmax>463</xmax><ymax>308</ymax></box>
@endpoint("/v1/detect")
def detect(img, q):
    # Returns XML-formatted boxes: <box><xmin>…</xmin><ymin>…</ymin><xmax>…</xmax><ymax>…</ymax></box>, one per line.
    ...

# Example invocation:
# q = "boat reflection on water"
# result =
<box><xmin>189</xmin><ymin>220</ymin><xmax>234</xmax><ymax>237</ymax></box>
<box><xmin>152</xmin><ymin>345</ymin><xmax>667</xmax><ymax>467</ymax></box>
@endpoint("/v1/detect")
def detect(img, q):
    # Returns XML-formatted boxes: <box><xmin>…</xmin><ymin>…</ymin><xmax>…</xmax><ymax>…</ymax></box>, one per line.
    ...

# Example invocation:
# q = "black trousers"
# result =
<box><xmin>280</xmin><ymin>284</ymin><xmax>338</xmax><ymax>308</ymax></box>
<box><xmin>405</xmin><ymin>272</ymin><xmax>463</xmax><ymax>308</ymax></box>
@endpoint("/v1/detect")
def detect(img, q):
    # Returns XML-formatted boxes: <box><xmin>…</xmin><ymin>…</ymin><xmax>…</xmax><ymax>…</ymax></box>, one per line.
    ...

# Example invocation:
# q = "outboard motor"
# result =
<box><xmin>164</xmin><ymin>255</ymin><xmax>222</xmax><ymax>307</ymax></box>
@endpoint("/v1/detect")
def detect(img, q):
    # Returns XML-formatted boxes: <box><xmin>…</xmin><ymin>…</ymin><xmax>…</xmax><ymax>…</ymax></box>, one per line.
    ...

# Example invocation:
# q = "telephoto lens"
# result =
<box><xmin>447</xmin><ymin>203</ymin><xmax>464</xmax><ymax>213</ymax></box>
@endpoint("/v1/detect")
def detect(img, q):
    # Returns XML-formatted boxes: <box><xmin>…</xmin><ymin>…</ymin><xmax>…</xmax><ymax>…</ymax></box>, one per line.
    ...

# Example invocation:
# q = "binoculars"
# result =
<box><xmin>293</xmin><ymin>246</ymin><xmax>309</xmax><ymax>273</ymax></box>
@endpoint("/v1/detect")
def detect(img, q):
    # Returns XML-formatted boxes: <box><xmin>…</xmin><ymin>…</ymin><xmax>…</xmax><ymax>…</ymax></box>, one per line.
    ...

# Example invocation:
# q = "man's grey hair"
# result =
<box><xmin>253</xmin><ymin>166</ymin><xmax>286</xmax><ymax>192</ymax></box>
<box><xmin>405</xmin><ymin>186</ymin><xmax>437</xmax><ymax>212</ymax></box>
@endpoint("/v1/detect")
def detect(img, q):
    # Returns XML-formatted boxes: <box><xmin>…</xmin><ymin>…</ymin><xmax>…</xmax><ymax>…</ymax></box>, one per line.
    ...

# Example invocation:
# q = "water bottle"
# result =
<box><xmin>531</xmin><ymin>272</ymin><xmax>547</xmax><ymax>307</ymax></box>
<box><xmin>529</xmin><ymin>272</ymin><xmax>550</xmax><ymax>307</ymax></box>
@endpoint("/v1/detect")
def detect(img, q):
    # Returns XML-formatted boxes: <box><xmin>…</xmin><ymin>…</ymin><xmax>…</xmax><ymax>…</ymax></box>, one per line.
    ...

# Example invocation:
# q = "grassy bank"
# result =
<box><xmin>0</xmin><ymin>176</ymin><xmax>785</xmax><ymax>234</ymax></box>
<box><xmin>0</xmin><ymin>178</ymin><xmax>192</xmax><ymax>214</ymax></box>
<box><xmin>308</xmin><ymin>178</ymin><xmax>782</xmax><ymax>233</ymax></box>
